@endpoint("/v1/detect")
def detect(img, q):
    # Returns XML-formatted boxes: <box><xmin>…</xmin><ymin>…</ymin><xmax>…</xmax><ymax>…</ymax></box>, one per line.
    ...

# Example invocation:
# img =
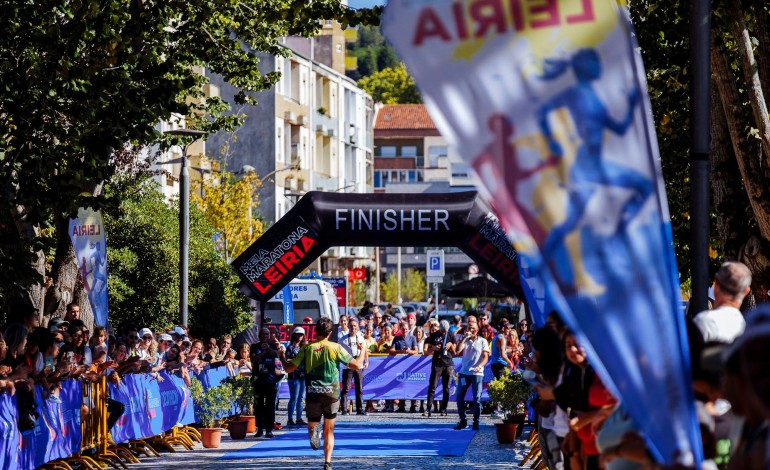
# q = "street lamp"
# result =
<box><xmin>165</xmin><ymin>128</ymin><xmax>206</xmax><ymax>328</ymax></box>
<box><xmin>259</xmin><ymin>162</ymin><xmax>300</xmax><ymax>184</ymax></box>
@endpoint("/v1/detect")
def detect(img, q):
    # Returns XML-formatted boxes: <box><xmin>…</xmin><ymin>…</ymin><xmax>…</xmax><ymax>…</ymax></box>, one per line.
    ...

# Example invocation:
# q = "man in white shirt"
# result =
<box><xmin>693</xmin><ymin>261</ymin><xmax>751</xmax><ymax>343</ymax></box>
<box><xmin>453</xmin><ymin>323</ymin><xmax>489</xmax><ymax>431</ymax></box>
<box><xmin>338</xmin><ymin>318</ymin><xmax>367</xmax><ymax>415</ymax></box>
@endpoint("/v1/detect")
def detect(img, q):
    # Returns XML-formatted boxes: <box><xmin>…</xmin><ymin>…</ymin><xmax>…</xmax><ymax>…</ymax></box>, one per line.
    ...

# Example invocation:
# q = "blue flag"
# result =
<box><xmin>384</xmin><ymin>0</ymin><xmax>700</xmax><ymax>465</ymax></box>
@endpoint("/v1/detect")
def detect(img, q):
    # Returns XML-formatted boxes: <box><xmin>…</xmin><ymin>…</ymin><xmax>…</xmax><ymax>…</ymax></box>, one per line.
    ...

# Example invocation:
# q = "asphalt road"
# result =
<box><xmin>130</xmin><ymin>402</ymin><xmax>533</xmax><ymax>470</ymax></box>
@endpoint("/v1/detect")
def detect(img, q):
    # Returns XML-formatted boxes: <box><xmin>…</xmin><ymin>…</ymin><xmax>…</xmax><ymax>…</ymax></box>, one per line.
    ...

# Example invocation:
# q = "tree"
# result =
<box><xmin>0</xmin><ymin>0</ymin><xmax>381</xmax><ymax>323</ymax></box>
<box><xmin>351</xmin><ymin>279</ymin><xmax>370</xmax><ymax>306</ymax></box>
<box><xmin>192</xmin><ymin>170</ymin><xmax>264</xmax><ymax>263</ymax></box>
<box><xmin>380</xmin><ymin>268</ymin><xmax>426</xmax><ymax>303</ymax></box>
<box><xmin>358</xmin><ymin>64</ymin><xmax>422</xmax><ymax>104</ymax></box>
<box><xmin>105</xmin><ymin>181</ymin><xmax>251</xmax><ymax>336</ymax></box>
<box><xmin>630</xmin><ymin>1</ymin><xmax>770</xmax><ymax>303</ymax></box>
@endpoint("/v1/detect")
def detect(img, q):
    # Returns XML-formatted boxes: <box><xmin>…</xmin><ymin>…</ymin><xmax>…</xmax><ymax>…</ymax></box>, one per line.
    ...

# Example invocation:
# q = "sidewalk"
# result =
<box><xmin>135</xmin><ymin>404</ymin><xmax>533</xmax><ymax>469</ymax></box>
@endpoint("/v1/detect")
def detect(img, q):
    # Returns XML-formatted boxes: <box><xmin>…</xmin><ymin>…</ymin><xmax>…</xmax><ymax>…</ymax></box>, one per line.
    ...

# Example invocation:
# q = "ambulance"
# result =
<box><xmin>263</xmin><ymin>278</ymin><xmax>341</xmax><ymax>325</ymax></box>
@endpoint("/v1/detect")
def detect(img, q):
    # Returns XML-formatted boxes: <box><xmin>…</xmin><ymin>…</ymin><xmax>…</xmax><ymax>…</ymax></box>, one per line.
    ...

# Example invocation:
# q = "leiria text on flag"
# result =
<box><xmin>69</xmin><ymin>207</ymin><xmax>109</xmax><ymax>327</ymax></box>
<box><xmin>384</xmin><ymin>0</ymin><xmax>700</xmax><ymax>464</ymax></box>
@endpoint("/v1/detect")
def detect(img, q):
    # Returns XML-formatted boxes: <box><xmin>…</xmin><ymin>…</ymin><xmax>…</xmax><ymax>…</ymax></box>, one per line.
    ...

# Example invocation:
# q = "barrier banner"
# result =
<box><xmin>276</xmin><ymin>355</ymin><xmax>491</xmax><ymax>401</ymax></box>
<box><xmin>383</xmin><ymin>0</ymin><xmax>700</xmax><ymax>464</ymax></box>
<box><xmin>196</xmin><ymin>364</ymin><xmax>234</xmax><ymax>391</ymax></box>
<box><xmin>58</xmin><ymin>380</ymin><xmax>83</xmax><ymax>459</ymax></box>
<box><xmin>158</xmin><ymin>371</ymin><xmax>187</xmax><ymax>430</ymax></box>
<box><xmin>166</xmin><ymin>373</ymin><xmax>196</xmax><ymax>426</ymax></box>
<box><xmin>0</xmin><ymin>392</ymin><xmax>19</xmax><ymax>470</ymax></box>
<box><xmin>141</xmin><ymin>375</ymin><xmax>164</xmax><ymax>437</ymax></box>
<box><xmin>110</xmin><ymin>376</ymin><xmax>146</xmax><ymax>444</ymax></box>
<box><xmin>68</xmin><ymin>207</ymin><xmax>109</xmax><ymax>326</ymax></box>
<box><xmin>19</xmin><ymin>387</ymin><xmax>58</xmax><ymax>470</ymax></box>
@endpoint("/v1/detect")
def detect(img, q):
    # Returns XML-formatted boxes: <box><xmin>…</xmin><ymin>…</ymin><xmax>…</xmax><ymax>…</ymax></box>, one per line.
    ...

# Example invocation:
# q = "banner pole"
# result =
<box><xmin>689</xmin><ymin>0</ymin><xmax>711</xmax><ymax>314</ymax></box>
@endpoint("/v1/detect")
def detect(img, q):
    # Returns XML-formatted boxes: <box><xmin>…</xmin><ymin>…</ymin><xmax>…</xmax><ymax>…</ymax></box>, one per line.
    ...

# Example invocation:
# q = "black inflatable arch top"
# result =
<box><xmin>231</xmin><ymin>191</ymin><xmax>523</xmax><ymax>302</ymax></box>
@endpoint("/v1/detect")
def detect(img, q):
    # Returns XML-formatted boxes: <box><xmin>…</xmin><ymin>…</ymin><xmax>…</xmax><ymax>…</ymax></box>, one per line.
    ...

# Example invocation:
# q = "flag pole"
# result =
<box><xmin>689</xmin><ymin>0</ymin><xmax>711</xmax><ymax>315</ymax></box>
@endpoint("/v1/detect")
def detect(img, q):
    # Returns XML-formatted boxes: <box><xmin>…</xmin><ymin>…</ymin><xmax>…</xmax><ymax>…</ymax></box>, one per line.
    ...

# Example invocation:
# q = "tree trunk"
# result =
<box><xmin>756</xmin><ymin>4</ymin><xmax>770</xmax><ymax>100</ymax></box>
<box><xmin>730</xmin><ymin>5</ymin><xmax>770</xmax><ymax>167</ymax></box>
<box><xmin>712</xmin><ymin>38</ymin><xmax>770</xmax><ymax>305</ymax></box>
<box><xmin>9</xmin><ymin>206</ymin><xmax>45</xmax><ymax>321</ymax></box>
<box><xmin>712</xmin><ymin>43</ymin><xmax>770</xmax><ymax>241</ymax></box>
<box><xmin>48</xmin><ymin>209</ymin><xmax>95</xmax><ymax>328</ymax></box>
<box><xmin>710</xmin><ymin>86</ymin><xmax>745</xmax><ymax>260</ymax></box>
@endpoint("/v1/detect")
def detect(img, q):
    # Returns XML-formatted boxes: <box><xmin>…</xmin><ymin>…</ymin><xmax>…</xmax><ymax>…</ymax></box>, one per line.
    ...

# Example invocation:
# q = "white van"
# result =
<box><xmin>263</xmin><ymin>278</ymin><xmax>340</xmax><ymax>325</ymax></box>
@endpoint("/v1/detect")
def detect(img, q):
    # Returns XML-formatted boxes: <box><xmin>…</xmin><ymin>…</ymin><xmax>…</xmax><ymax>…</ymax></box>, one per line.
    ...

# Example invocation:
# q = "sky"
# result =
<box><xmin>348</xmin><ymin>0</ymin><xmax>386</xmax><ymax>10</ymax></box>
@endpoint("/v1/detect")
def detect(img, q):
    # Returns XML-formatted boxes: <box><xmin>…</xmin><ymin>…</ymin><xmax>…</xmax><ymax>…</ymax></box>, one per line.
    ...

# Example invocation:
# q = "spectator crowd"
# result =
<box><xmin>2</xmin><ymin>261</ymin><xmax>768</xmax><ymax>470</ymax></box>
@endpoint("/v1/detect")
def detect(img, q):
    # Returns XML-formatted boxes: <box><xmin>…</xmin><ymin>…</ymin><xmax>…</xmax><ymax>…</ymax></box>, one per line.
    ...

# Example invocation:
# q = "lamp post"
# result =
<box><xmin>166</xmin><ymin>128</ymin><xmax>206</xmax><ymax>328</ymax></box>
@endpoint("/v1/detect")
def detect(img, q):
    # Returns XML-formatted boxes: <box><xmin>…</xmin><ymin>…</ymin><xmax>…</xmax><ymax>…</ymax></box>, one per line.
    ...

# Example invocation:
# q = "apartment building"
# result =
<box><xmin>204</xmin><ymin>37</ymin><xmax>375</xmax><ymax>276</ymax></box>
<box><xmin>373</xmin><ymin>103</ymin><xmax>477</xmax><ymax>294</ymax></box>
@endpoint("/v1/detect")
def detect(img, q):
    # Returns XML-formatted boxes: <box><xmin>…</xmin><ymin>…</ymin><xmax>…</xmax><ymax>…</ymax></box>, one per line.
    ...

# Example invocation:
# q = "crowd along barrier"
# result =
<box><xmin>0</xmin><ymin>356</ymin><xmax>494</xmax><ymax>469</ymax></box>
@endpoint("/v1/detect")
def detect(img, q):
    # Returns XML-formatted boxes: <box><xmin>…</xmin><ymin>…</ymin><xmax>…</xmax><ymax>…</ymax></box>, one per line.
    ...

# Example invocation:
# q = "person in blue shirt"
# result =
<box><xmin>389</xmin><ymin>327</ymin><xmax>419</xmax><ymax>412</ymax></box>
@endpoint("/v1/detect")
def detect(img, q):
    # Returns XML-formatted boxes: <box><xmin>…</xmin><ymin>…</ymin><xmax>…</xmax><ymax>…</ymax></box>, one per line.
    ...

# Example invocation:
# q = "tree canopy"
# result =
<box><xmin>0</xmin><ymin>0</ymin><xmax>380</xmax><ymax>321</ymax></box>
<box><xmin>631</xmin><ymin>0</ymin><xmax>770</xmax><ymax>303</ymax></box>
<box><xmin>105</xmin><ymin>181</ymin><xmax>251</xmax><ymax>336</ymax></box>
<box><xmin>380</xmin><ymin>268</ymin><xmax>426</xmax><ymax>303</ymax></box>
<box><xmin>358</xmin><ymin>64</ymin><xmax>421</xmax><ymax>104</ymax></box>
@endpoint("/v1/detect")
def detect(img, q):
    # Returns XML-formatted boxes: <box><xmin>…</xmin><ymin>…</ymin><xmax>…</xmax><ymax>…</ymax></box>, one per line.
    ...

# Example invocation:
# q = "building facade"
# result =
<box><xmin>205</xmin><ymin>37</ymin><xmax>375</xmax><ymax>276</ymax></box>
<box><xmin>373</xmin><ymin>104</ymin><xmax>478</xmax><ymax>300</ymax></box>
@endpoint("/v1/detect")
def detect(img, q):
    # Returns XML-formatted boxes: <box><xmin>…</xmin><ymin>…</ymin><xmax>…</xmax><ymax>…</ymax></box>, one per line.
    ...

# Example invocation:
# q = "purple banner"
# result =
<box><xmin>277</xmin><ymin>355</ymin><xmax>493</xmax><ymax>400</ymax></box>
<box><xmin>0</xmin><ymin>392</ymin><xmax>19</xmax><ymax>470</ymax></box>
<box><xmin>58</xmin><ymin>380</ymin><xmax>83</xmax><ymax>459</ymax></box>
<box><xmin>167</xmin><ymin>373</ymin><xmax>195</xmax><ymax>426</ymax></box>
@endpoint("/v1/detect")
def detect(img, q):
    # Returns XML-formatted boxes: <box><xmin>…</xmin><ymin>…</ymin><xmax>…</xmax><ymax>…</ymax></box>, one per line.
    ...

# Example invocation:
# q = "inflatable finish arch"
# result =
<box><xmin>231</xmin><ymin>191</ymin><xmax>524</xmax><ymax>302</ymax></box>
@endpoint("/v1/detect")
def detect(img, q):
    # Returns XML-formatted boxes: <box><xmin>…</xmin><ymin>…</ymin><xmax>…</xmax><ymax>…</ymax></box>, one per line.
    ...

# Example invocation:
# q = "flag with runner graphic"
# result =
<box><xmin>384</xmin><ymin>0</ymin><xmax>699</xmax><ymax>464</ymax></box>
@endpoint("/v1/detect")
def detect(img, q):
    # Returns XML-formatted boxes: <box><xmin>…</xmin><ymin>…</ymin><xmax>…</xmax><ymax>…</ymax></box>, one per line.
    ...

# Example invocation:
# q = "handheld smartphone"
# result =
<box><xmin>66</xmin><ymin>351</ymin><xmax>75</xmax><ymax>364</ymax></box>
<box><xmin>45</xmin><ymin>357</ymin><xmax>55</xmax><ymax>370</ymax></box>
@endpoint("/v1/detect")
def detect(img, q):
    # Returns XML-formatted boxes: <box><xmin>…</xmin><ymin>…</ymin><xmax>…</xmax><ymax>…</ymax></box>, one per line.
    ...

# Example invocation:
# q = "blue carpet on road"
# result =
<box><xmin>220</xmin><ymin>421</ymin><xmax>477</xmax><ymax>459</ymax></box>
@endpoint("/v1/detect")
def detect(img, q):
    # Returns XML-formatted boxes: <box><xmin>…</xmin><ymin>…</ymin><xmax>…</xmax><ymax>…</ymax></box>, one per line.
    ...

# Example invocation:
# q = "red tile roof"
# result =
<box><xmin>375</xmin><ymin>104</ymin><xmax>437</xmax><ymax>131</ymax></box>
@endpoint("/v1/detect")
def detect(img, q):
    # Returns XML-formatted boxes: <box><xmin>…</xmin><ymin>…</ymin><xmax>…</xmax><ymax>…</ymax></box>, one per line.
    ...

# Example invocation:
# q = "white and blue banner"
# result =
<box><xmin>384</xmin><ymin>0</ymin><xmax>699</xmax><ymax>465</ymax></box>
<box><xmin>68</xmin><ymin>207</ymin><xmax>109</xmax><ymax>326</ymax></box>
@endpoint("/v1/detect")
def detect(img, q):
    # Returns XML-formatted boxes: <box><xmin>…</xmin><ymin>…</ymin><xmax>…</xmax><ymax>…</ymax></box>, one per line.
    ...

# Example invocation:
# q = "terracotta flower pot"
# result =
<box><xmin>200</xmin><ymin>428</ymin><xmax>224</xmax><ymax>448</ymax></box>
<box><xmin>240</xmin><ymin>415</ymin><xmax>257</xmax><ymax>433</ymax></box>
<box><xmin>228</xmin><ymin>419</ymin><xmax>249</xmax><ymax>440</ymax></box>
<box><xmin>494</xmin><ymin>422</ymin><xmax>519</xmax><ymax>444</ymax></box>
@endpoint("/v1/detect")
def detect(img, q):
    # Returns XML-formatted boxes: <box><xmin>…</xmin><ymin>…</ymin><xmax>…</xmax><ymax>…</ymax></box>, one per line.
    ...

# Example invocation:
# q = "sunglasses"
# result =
<box><xmin>143</xmin><ymin>336</ymin><xmax>153</xmax><ymax>340</ymax></box>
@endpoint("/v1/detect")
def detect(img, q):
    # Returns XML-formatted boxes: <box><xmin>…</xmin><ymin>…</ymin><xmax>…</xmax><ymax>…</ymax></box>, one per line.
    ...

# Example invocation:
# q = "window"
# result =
<box><xmin>428</xmin><ymin>145</ymin><xmax>448</xmax><ymax>167</ymax></box>
<box><xmin>374</xmin><ymin>172</ymin><xmax>382</xmax><ymax>188</ymax></box>
<box><xmin>401</xmin><ymin>146</ymin><xmax>417</xmax><ymax>157</ymax></box>
<box><xmin>264</xmin><ymin>301</ymin><xmax>321</xmax><ymax>324</ymax></box>
<box><xmin>380</xmin><ymin>146</ymin><xmax>396</xmax><ymax>157</ymax></box>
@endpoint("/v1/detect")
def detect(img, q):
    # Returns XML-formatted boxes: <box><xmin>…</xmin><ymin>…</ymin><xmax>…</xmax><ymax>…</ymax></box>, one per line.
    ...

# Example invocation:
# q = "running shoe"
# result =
<box><xmin>323</xmin><ymin>463</ymin><xmax>332</xmax><ymax>470</ymax></box>
<box><xmin>265</xmin><ymin>430</ymin><xmax>275</xmax><ymax>438</ymax></box>
<box><xmin>472</xmin><ymin>422</ymin><xmax>480</xmax><ymax>431</ymax></box>
<box><xmin>453</xmin><ymin>420</ymin><xmax>467</xmax><ymax>430</ymax></box>
<box><xmin>310</xmin><ymin>423</ymin><xmax>322</xmax><ymax>450</ymax></box>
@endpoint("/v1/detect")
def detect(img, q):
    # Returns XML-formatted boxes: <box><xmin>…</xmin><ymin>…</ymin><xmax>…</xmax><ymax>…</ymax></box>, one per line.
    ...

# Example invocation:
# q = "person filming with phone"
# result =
<box><xmin>453</xmin><ymin>322</ymin><xmax>489</xmax><ymax>431</ymax></box>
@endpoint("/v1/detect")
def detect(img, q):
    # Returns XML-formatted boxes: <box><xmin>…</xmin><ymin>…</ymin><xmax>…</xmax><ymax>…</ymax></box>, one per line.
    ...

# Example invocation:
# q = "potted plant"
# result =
<box><xmin>487</xmin><ymin>369</ymin><xmax>532</xmax><ymax>444</ymax></box>
<box><xmin>223</xmin><ymin>376</ymin><xmax>256</xmax><ymax>436</ymax></box>
<box><xmin>190</xmin><ymin>378</ymin><xmax>234</xmax><ymax>448</ymax></box>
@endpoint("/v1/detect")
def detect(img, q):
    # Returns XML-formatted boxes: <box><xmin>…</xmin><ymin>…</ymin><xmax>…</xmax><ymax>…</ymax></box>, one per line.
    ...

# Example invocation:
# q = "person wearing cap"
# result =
<box><xmin>303</xmin><ymin>316</ymin><xmax>314</xmax><ymax>325</ymax></box>
<box><xmin>405</xmin><ymin>312</ymin><xmax>417</xmax><ymax>337</ymax></box>
<box><xmin>157</xmin><ymin>333</ymin><xmax>174</xmax><ymax>361</ymax></box>
<box><xmin>285</xmin><ymin>327</ymin><xmax>307</xmax><ymax>426</ymax></box>
<box><xmin>693</xmin><ymin>261</ymin><xmax>752</xmax><ymax>346</ymax></box>
<box><xmin>134</xmin><ymin>328</ymin><xmax>154</xmax><ymax>361</ymax></box>
<box><xmin>48</xmin><ymin>317</ymin><xmax>69</xmax><ymax>334</ymax></box>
